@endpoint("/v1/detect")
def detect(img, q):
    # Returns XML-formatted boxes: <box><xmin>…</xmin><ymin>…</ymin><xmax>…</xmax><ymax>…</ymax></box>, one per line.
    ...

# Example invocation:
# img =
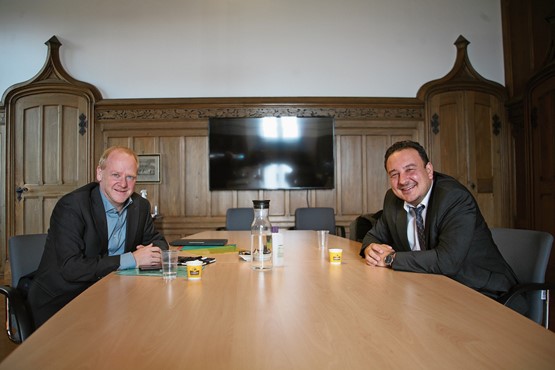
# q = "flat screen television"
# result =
<box><xmin>209</xmin><ymin>116</ymin><xmax>335</xmax><ymax>190</ymax></box>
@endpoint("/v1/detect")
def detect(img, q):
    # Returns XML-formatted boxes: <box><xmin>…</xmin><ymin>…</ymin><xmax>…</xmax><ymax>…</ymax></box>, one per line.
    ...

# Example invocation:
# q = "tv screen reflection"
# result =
<box><xmin>209</xmin><ymin>116</ymin><xmax>335</xmax><ymax>190</ymax></box>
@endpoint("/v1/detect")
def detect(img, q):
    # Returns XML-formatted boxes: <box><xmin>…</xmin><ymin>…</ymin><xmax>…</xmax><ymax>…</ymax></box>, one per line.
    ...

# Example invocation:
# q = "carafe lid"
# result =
<box><xmin>252</xmin><ymin>200</ymin><xmax>270</xmax><ymax>209</ymax></box>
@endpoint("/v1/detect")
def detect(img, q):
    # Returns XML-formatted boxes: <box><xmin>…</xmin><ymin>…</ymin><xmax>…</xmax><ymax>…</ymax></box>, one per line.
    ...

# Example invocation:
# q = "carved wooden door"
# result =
<box><xmin>427</xmin><ymin>90</ymin><xmax>511</xmax><ymax>228</ymax></box>
<box><xmin>13</xmin><ymin>93</ymin><xmax>91</xmax><ymax>235</ymax></box>
<box><xmin>417</xmin><ymin>36</ymin><xmax>512</xmax><ymax>228</ymax></box>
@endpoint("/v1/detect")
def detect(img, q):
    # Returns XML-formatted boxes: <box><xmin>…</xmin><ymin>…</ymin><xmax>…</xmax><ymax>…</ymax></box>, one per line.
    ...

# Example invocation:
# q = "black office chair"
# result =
<box><xmin>348</xmin><ymin>210</ymin><xmax>383</xmax><ymax>242</ymax></box>
<box><xmin>294</xmin><ymin>207</ymin><xmax>345</xmax><ymax>237</ymax></box>
<box><xmin>0</xmin><ymin>233</ymin><xmax>47</xmax><ymax>343</ymax></box>
<box><xmin>491</xmin><ymin>228</ymin><xmax>554</xmax><ymax>328</ymax></box>
<box><xmin>223</xmin><ymin>208</ymin><xmax>254</xmax><ymax>231</ymax></box>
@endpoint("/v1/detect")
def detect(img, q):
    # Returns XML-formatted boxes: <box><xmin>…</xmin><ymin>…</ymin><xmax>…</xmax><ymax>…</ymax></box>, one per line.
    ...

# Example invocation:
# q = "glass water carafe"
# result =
<box><xmin>250</xmin><ymin>200</ymin><xmax>272</xmax><ymax>270</ymax></box>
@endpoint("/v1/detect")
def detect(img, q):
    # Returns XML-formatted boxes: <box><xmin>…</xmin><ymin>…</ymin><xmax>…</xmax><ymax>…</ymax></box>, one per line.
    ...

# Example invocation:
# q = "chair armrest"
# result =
<box><xmin>0</xmin><ymin>284</ymin><xmax>17</xmax><ymax>300</ymax></box>
<box><xmin>0</xmin><ymin>284</ymin><xmax>36</xmax><ymax>343</ymax></box>
<box><xmin>498</xmin><ymin>282</ymin><xmax>555</xmax><ymax>306</ymax></box>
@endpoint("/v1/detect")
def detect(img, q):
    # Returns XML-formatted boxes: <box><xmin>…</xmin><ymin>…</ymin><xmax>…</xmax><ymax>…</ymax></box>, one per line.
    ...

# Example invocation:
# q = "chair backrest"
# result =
<box><xmin>295</xmin><ymin>207</ymin><xmax>336</xmax><ymax>235</ymax></box>
<box><xmin>9</xmin><ymin>234</ymin><xmax>48</xmax><ymax>287</ymax></box>
<box><xmin>349</xmin><ymin>211</ymin><xmax>383</xmax><ymax>242</ymax></box>
<box><xmin>491</xmin><ymin>228</ymin><xmax>553</xmax><ymax>284</ymax></box>
<box><xmin>226</xmin><ymin>208</ymin><xmax>254</xmax><ymax>231</ymax></box>
<box><xmin>490</xmin><ymin>228</ymin><xmax>553</xmax><ymax>324</ymax></box>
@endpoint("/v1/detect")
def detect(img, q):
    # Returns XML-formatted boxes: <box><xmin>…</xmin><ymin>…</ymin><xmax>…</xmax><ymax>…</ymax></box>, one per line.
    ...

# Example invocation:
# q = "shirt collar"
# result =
<box><xmin>99</xmin><ymin>189</ymin><xmax>133</xmax><ymax>214</ymax></box>
<box><xmin>403</xmin><ymin>180</ymin><xmax>433</xmax><ymax>213</ymax></box>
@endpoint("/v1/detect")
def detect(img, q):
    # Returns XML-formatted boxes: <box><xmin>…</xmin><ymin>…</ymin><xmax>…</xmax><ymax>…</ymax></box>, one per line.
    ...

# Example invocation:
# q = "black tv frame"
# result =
<box><xmin>208</xmin><ymin>116</ymin><xmax>335</xmax><ymax>191</ymax></box>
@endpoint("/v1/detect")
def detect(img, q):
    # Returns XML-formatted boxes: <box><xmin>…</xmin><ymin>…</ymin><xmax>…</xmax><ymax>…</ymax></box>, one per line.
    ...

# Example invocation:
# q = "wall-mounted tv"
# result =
<box><xmin>209</xmin><ymin>116</ymin><xmax>335</xmax><ymax>191</ymax></box>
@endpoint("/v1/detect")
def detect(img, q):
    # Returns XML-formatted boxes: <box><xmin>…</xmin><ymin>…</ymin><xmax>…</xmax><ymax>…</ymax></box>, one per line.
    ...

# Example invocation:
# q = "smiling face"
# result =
<box><xmin>96</xmin><ymin>148</ymin><xmax>138</xmax><ymax>212</ymax></box>
<box><xmin>386</xmin><ymin>148</ymin><xmax>433</xmax><ymax>206</ymax></box>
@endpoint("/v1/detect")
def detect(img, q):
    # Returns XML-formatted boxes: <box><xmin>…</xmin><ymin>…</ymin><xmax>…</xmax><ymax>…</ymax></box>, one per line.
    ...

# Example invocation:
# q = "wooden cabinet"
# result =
<box><xmin>502</xmin><ymin>0</ymin><xmax>555</xmax><ymax>234</ymax></box>
<box><xmin>501</xmin><ymin>0</ymin><xmax>555</xmax><ymax>328</ymax></box>
<box><xmin>418</xmin><ymin>36</ymin><xmax>512</xmax><ymax>227</ymax></box>
<box><xmin>524</xmin><ymin>54</ymin><xmax>555</xmax><ymax>285</ymax></box>
<box><xmin>528</xmin><ymin>73</ymin><xmax>555</xmax><ymax>234</ymax></box>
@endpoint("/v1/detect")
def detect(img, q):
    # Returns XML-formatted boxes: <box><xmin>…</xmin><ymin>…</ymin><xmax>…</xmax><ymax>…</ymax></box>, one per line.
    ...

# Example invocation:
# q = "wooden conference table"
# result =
<box><xmin>2</xmin><ymin>231</ymin><xmax>555</xmax><ymax>369</ymax></box>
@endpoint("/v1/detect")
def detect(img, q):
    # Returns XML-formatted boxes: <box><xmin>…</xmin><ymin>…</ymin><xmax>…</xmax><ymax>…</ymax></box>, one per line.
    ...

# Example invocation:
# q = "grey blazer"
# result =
<box><xmin>28</xmin><ymin>182</ymin><xmax>168</xmax><ymax>326</ymax></box>
<box><xmin>361</xmin><ymin>172</ymin><xmax>518</xmax><ymax>298</ymax></box>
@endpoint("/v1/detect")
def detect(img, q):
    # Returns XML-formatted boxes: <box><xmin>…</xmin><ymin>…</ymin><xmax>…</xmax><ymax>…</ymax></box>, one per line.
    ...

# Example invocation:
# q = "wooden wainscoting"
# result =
<box><xmin>94</xmin><ymin>97</ymin><xmax>425</xmax><ymax>240</ymax></box>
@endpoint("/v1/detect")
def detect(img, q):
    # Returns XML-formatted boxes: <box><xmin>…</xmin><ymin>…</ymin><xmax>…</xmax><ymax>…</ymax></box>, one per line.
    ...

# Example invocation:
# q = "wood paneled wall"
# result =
<box><xmin>1</xmin><ymin>35</ymin><xmax>515</xmax><ymax>278</ymax></box>
<box><xmin>94</xmin><ymin>98</ymin><xmax>424</xmax><ymax>241</ymax></box>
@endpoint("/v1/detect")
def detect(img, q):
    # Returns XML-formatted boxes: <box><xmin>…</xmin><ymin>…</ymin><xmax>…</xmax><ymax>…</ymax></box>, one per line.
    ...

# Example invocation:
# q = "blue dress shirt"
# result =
<box><xmin>99</xmin><ymin>191</ymin><xmax>136</xmax><ymax>269</ymax></box>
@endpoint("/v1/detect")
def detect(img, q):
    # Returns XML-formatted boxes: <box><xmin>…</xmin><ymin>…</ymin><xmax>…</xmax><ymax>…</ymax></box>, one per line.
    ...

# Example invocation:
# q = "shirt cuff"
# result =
<box><xmin>119</xmin><ymin>252</ymin><xmax>137</xmax><ymax>270</ymax></box>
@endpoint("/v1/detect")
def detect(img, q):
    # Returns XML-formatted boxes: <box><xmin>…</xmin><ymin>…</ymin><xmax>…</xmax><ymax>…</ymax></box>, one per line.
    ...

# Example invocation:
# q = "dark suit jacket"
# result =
<box><xmin>361</xmin><ymin>172</ymin><xmax>518</xmax><ymax>298</ymax></box>
<box><xmin>28</xmin><ymin>182</ymin><xmax>168</xmax><ymax>326</ymax></box>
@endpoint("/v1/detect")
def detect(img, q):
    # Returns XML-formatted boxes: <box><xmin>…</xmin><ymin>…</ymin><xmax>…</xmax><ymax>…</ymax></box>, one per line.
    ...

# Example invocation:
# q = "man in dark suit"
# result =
<box><xmin>28</xmin><ymin>146</ymin><xmax>168</xmax><ymax>327</ymax></box>
<box><xmin>360</xmin><ymin>140</ymin><xmax>518</xmax><ymax>300</ymax></box>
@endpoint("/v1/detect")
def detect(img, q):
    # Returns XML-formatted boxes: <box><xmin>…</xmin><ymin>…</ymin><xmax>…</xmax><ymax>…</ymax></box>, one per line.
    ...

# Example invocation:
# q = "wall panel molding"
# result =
<box><xmin>95</xmin><ymin>97</ymin><xmax>424</xmax><ymax>122</ymax></box>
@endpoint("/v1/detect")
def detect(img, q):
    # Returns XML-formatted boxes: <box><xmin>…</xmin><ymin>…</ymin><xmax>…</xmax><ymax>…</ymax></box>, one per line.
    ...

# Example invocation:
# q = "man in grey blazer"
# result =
<box><xmin>360</xmin><ymin>140</ymin><xmax>518</xmax><ymax>300</ymax></box>
<box><xmin>28</xmin><ymin>146</ymin><xmax>168</xmax><ymax>328</ymax></box>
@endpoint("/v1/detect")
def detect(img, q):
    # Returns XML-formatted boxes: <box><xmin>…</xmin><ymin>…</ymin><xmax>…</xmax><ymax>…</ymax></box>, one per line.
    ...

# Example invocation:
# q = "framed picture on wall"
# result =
<box><xmin>137</xmin><ymin>154</ymin><xmax>161</xmax><ymax>183</ymax></box>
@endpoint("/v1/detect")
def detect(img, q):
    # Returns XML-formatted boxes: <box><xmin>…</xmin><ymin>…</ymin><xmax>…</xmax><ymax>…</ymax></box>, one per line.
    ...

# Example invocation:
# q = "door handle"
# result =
<box><xmin>16</xmin><ymin>186</ymin><xmax>28</xmax><ymax>202</ymax></box>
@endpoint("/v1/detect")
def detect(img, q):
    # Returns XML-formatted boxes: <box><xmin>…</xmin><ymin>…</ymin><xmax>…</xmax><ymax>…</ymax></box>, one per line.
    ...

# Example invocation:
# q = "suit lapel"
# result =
<box><xmin>424</xmin><ymin>176</ymin><xmax>443</xmax><ymax>249</ymax></box>
<box><xmin>91</xmin><ymin>187</ymin><xmax>109</xmax><ymax>254</ymax></box>
<box><xmin>423</xmin><ymin>176</ymin><xmax>441</xmax><ymax>250</ymax></box>
<box><xmin>125</xmin><ymin>196</ymin><xmax>139</xmax><ymax>252</ymax></box>
<box><xmin>392</xmin><ymin>197</ymin><xmax>411</xmax><ymax>251</ymax></box>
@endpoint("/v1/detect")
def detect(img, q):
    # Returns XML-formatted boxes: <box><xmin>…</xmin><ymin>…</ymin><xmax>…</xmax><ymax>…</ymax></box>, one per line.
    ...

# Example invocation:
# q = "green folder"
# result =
<box><xmin>180</xmin><ymin>244</ymin><xmax>237</xmax><ymax>254</ymax></box>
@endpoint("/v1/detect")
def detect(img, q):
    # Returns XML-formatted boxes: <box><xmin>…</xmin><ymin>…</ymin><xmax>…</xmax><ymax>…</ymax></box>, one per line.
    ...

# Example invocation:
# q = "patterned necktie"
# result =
<box><xmin>411</xmin><ymin>205</ymin><xmax>426</xmax><ymax>249</ymax></box>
